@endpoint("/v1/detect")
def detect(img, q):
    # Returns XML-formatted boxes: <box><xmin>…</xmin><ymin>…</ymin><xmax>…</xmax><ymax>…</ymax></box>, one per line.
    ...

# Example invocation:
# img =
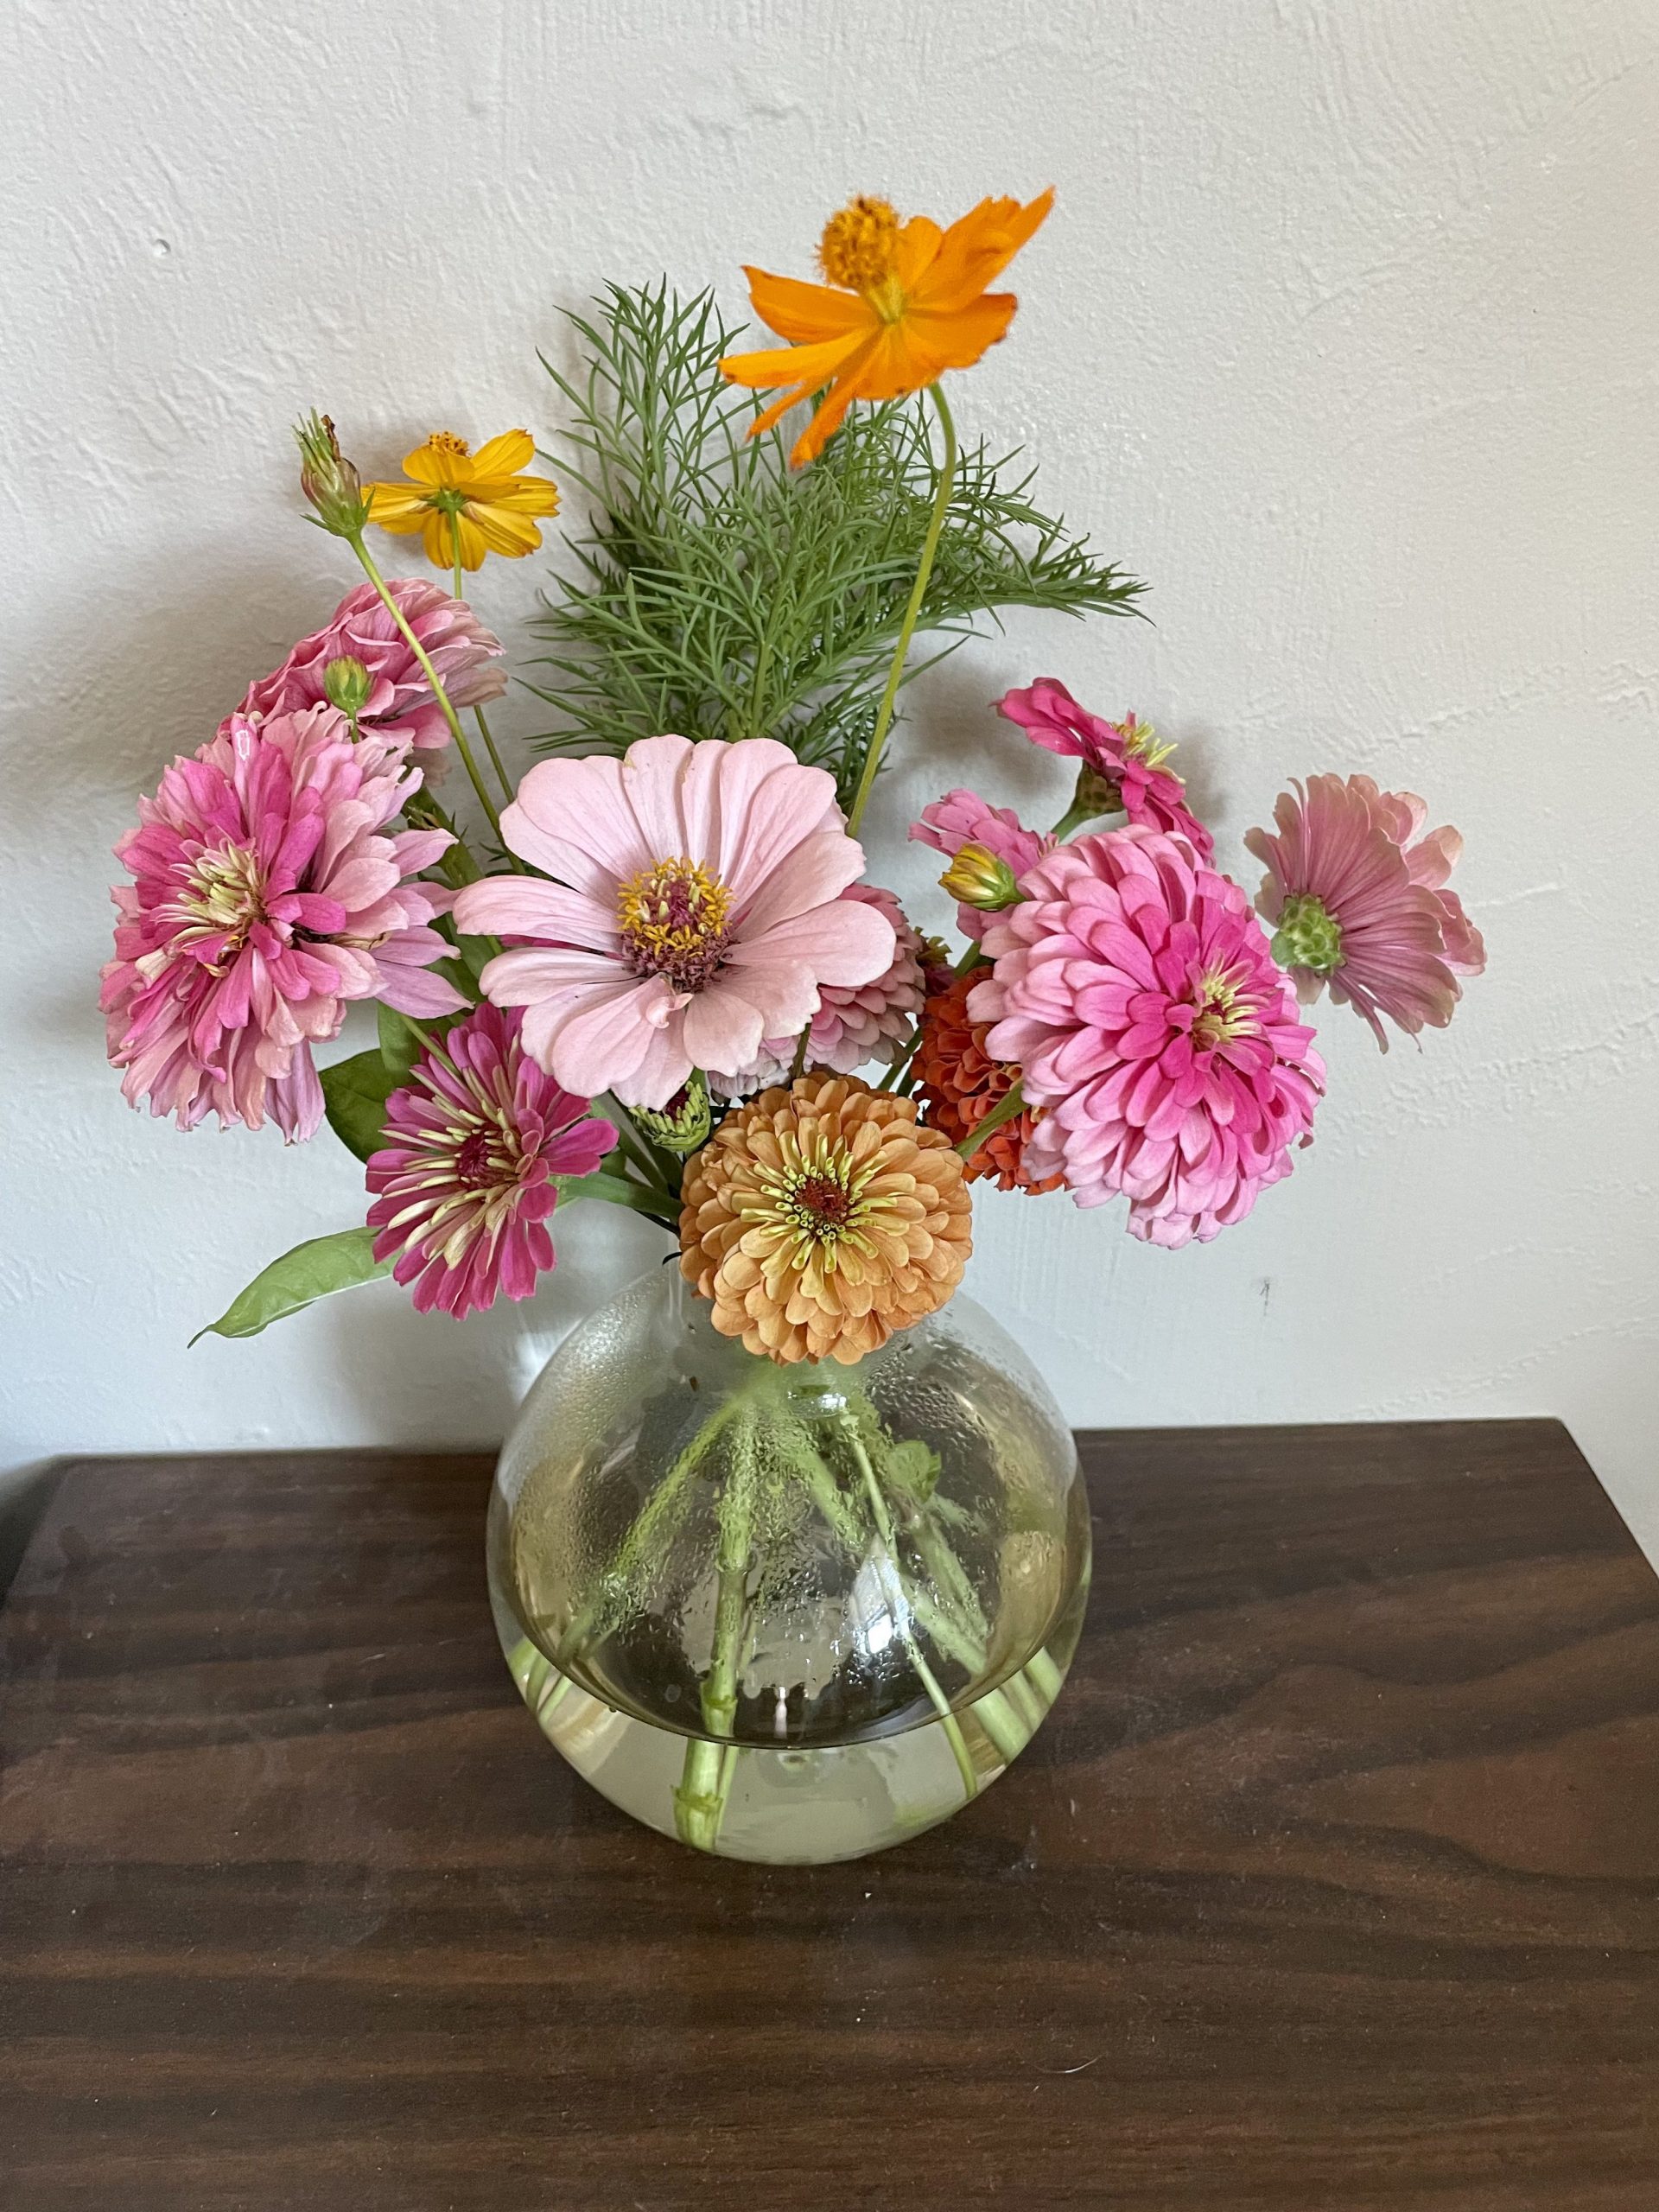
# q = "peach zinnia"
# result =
<box><xmin>679</xmin><ymin>1075</ymin><xmax>973</xmax><ymax>1364</ymax></box>
<box><xmin>720</xmin><ymin>191</ymin><xmax>1053</xmax><ymax>466</ymax></box>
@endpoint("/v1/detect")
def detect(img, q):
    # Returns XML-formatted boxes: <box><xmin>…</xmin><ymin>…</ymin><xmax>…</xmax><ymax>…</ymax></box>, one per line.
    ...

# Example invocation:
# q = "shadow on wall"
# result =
<box><xmin>320</xmin><ymin>1203</ymin><xmax>675</xmax><ymax>1449</ymax></box>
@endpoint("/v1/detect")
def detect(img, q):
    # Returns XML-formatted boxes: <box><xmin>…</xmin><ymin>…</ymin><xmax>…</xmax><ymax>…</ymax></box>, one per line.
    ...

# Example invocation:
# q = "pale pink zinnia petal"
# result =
<box><xmin>716</xmin><ymin>884</ymin><xmax>927</xmax><ymax>1093</ymax></box>
<box><xmin>103</xmin><ymin>706</ymin><xmax>461</xmax><ymax>1141</ymax></box>
<box><xmin>1244</xmin><ymin>773</ymin><xmax>1485</xmax><ymax>1049</ymax></box>
<box><xmin>454</xmin><ymin>734</ymin><xmax>895</xmax><ymax>1109</ymax></box>
<box><xmin>366</xmin><ymin>1003</ymin><xmax>616</xmax><ymax>1319</ymax></box>
<box><xmin>970</xmin><ymin>826</ymin><xmax>1324</xmax><ymax>1245</ymax></box>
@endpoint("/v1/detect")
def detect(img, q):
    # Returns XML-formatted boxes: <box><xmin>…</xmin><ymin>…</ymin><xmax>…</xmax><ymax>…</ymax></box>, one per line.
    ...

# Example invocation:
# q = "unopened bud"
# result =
<box><xmin>323</xmin><ymin>656</ymin><xmax>373</xmax><ymax>719</ymax></box>
<box><xmin>294</xmin><ymin>410</ymin><xmax>371</xmax><ymax>537</ymax></box>
<box><xmin>939</xmin><ymin>842</ymin><xmax>1020</xmax><ymax>913</ymax></box>
<box><xmin>634</xmin><ymin>1071</ymin><xmax>712</xmax><ymax>1157</ymax></box>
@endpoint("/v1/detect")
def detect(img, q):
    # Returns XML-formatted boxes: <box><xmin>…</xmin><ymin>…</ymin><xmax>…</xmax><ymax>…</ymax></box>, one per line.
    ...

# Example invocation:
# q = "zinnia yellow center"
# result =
<box><xmin>170</xmin><ymin>842</ymin><xmax>267</xmax><ymax>968</ymax></box>
<box><xmin>616</xmin><ymin>856</ymin><xmax>734</xmax><ymax>992</ymax></box>
<box><xmin>748</xmin><ymin>1134</ymin><xmax>888</xmax><ymax>1268</ymax></box>
<box><xmin>1192</xmin><ymin>962</ymin><xmax>1260</xmax><ymax>1049</ymax></box>
<box><xmin>818</xmin><ymin>195</ymin><xmax>904</xmax><ymax>316</ymax></box>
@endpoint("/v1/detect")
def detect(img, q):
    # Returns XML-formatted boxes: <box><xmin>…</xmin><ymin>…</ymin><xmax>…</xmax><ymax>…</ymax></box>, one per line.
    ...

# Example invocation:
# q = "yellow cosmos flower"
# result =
<box><xmin>364</xmin><ymin>429</ymin><xmax>559</xmax><ymax>571</ymax></box>
<box><xmin>720</xmin><ymin>190</ymin><xmax>1054</xmax><ymax>467</ymax></box>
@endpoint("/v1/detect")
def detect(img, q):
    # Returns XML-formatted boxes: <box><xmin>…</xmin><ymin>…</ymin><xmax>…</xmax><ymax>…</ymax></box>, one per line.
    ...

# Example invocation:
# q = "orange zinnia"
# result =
<box><xmin>720</xmin><ymin>190</ymin><xmax>1054</xmax><ymax>467</ymax></box>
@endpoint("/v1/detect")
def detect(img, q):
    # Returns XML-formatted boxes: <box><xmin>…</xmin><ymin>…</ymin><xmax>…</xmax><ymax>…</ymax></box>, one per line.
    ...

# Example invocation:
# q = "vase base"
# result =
<box><xmin>502</xmin><ymin>1627</ymin><xmax>1081</xmax><ymax>1864</ymax></box>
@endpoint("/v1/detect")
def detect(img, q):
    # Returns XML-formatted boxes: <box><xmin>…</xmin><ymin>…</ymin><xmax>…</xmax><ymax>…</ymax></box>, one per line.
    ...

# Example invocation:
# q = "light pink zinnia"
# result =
<box><xmin>365</xmin><ymin>1003</ymin><xmax>616</xmax><ymax>1318</ymax></box>
<box><xmin>910</xmin><ymin>787</ymin><xmax>1053</xmax><ymax>937</ymax></box>
<box><xmin>997</xmin><ymin>678</ymin><xmax>1214</xmax><ymax>860</ymax></box>
<box><xmin>103</xmin><ymin>707</ymin><xmax>463</xmax><ymax>1141</ymax></box>
<box><xmin>1245</xmin><ymin>774</ymin><xmax>1486</xmax><ymax>1049</ymax></box>
<box><xmin>971</xmin><ymin>828</ymin><xmax>1324</xmax><ymax>1247</ymax></box>
<box><xmin>451</xmin><ymin>735</ymin><xmax>897</xmax><ymax>1109</ymax></box>
<box><xmin>717</xmin><ymin>884</ymin><xmax>925</xmax><ymax>1090</ymax></box>
<box><xmin>229</xmin><ymin>580</ymin><xmax>505</xmax><ymax>753</ymax></box>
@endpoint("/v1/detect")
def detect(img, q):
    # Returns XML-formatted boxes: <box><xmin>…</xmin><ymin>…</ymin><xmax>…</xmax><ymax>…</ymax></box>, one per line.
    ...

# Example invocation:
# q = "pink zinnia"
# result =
<box><xmin>718</xmin><ymin>885</ymin><xmax>925</xmax><ymax>1090</ymax></box>
<box><xmin>996</xmin><ymin>678</ymin><xmax>1214</xmax><ymax>859</ymax></box>
<box><xmin>229</xmin><ymin>580</ymin><xmax>505</xmax><ymax>753</ymax></box>
<box><xmin>971</xmin><ymin>828</ymin><xmax>1324</xmax><ymax>1247</ymax></box>
<box><xmin>910</xmin><ymin>787</ymin><xmax>1053</xmax><ymax>937</ymax></box>
<box><xmin>451</xmin><ymin>735</ymin><xmax>896</xmax><ymax>1109</ymax></box>
<box><xmin>1245</xmin><ymin>774</ymin><xmax>1486</xmax><ymax>1049</ymax></box>
<box><xmin>365</xmin><ymin>1003</ymin><xmax>616</xmax><ymax>1318</ymax></box>
<box><xmin>103</xmin><ymin>707</ymin><xmax>463</xmax><ymax>1141</ymax></box>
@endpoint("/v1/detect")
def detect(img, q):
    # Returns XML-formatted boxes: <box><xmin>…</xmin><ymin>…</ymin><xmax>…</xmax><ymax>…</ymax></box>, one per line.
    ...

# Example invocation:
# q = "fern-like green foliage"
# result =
<box><xmin>526</xmin><ymin>282</ymin><xmax>1146</xmax><ymax>804</ymax></box>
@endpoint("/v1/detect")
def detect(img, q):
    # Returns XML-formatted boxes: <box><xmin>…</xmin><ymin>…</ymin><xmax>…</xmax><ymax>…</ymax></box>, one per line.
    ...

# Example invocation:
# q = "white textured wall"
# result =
<box><xmin>6</xmin><ymin>2</ymin><xmax>1656</xmax><ymax>1548</ymax></box>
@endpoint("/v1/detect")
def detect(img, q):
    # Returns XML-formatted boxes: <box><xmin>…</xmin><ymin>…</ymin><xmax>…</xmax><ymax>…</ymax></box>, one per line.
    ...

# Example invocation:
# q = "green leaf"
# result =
<box><xmin>378</xmin><ymin>1004</ymin><xmax>423</xmax><ymax>1077</ymax></box>
<box><xmin>557</xmin><ymin>1170</ymin><xmax>677</xmax><ymax>1224</ymax></box>
<box><xmin>190</xmin><ymin>1230</ymin><xmax>390</xmax><ymax>1344</ymax></box>
<box><xmin>531</xmin><ymin>283</ymin><xmax>1147</xmax><ymax>806</ymax></box>
<box><xmin>321</xmin><ymin>1048</ymin><xmax>399</xmax><ymax>1162</ymax></box>
<box><xmin>883</xmin><ymin>1438</ymin><xmax>943</xmax><ymax>1501</ymax></box>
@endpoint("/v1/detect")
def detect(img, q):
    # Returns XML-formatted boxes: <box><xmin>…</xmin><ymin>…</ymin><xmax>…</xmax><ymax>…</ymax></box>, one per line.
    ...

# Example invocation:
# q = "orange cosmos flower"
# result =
<box><xmin>363</xmin><ymin>429</ymin><xmax>559</xmax><ymax>571</ymax></box>
<box><xmin>720</xmin><ymin>190</ymin><xmax>1054</xmax><ymax>466</ymax></box>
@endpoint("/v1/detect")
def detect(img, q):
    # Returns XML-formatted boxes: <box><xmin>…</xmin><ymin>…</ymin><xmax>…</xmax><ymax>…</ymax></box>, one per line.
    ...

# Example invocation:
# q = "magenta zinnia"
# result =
<box><xmin>997</xmin><ymin>679</ymin><xmax>1213</xmax><ymax>858</ymax></box>
<box><xmin>102</xmin><ymin>707</ymin><xmax>462</xmax><ymax>1141</ymax></box>
<box><xmin>971</xmin><ymin>827</ymin><xmax>1324</xmax><ymax>1247</ymax></box>
<box><xmin>366</xmin><ymin>1004</ymin><xmax>617</xmax><ymax>1318</ymax></box>
<box><xmin>1245</xmin><ymin>774</ymin><xmax>1485</xmax><ymax>1049</ymax></box>
<box><xmin>229</xmin><ymin>579</ymin><xmax>505</xmax><ymax>755</ymax></box>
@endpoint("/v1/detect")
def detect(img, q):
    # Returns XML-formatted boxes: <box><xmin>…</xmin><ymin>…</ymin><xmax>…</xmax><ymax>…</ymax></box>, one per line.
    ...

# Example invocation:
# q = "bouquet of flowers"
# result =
<box><xmin>103</xmin><ymin>192</ymin><xmax>1485</xmax><ymax>1856</ymax></box>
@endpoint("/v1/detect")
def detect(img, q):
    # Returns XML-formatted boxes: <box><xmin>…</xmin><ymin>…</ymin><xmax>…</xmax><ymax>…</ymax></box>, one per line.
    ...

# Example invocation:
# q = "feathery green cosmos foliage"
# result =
<box><xmin>526</xmin><ymin>282</ymin><xmax>1147</xmax><ymax>805</ymax></box>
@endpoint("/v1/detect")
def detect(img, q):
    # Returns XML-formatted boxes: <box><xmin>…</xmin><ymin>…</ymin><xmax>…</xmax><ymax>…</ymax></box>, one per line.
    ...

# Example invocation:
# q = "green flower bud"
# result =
<box><xmin>323</xmin><ymin>656</ymin><xmax>373</xmax><ymax>719</ymax></box>
<box><xmin>1271</xmin><ymin>892</ymin><xmax>1344</xmax><ymax>976</ymax></box>
<box><xmin>634</xmin><ymin>1071</ymin><xmax>712</xmax><ymax>1157</ymax></box>
<box><xmin>294</xmin><ymin>411</ymin><xmax>372</xmax><ymax>538</ymax></box>
<box><xmin>939</xmin><ymin>842</ymin><xmax>1021</xmax><ymax>912</ymax></box>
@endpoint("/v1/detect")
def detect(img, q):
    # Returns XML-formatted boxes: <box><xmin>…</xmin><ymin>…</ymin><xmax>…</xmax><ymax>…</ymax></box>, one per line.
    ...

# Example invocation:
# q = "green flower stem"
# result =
<box><xmin>957</xmin><ymin>1078</ymin><xmax>1025</xmax><ymax>1160</ymax></box>
<box><xmin>473</xmin><ymin>703</ymin><xmax>517</xmax><ymax>810</ymax></box>
<box><xmin>674</xmin><ymin>1411</ymin><xmax>760</xmax><ymax>1851</ymax></box>
<box><xmin>839</xmin><ymin>1418</ymin><xmax>979</xmax><ymax>1806</ymax></box>
<box><xmin>346</xmin><ymin>531</ymin><xmax>514</xmax><ymax>852</ymax></box>
<box><xmin>844</xmin><ymin>384</ymin><xmax>959</xmax><ymax>840</ymax></box>
<box><xmin>549</xmin><ymin>1369</ymin><xmax>777</xmax><ymax>1676</ymax></box>
<box><xmin>601</xmin><ymin>1097</ymin><xmax>679</xmax><ymax>1204</ymax></box>
<box><xmin>1049</xmin><ymin>798</ymin><xmax>1103</xmax><ymax>841</ymax></box>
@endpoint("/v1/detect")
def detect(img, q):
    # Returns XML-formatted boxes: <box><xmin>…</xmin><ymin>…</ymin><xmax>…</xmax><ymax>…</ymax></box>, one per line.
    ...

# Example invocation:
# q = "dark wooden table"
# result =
<box><xmin>3</xmin><ymin>1423</ymin><xmax>1656</xmax><ymax>2210</ymax></box>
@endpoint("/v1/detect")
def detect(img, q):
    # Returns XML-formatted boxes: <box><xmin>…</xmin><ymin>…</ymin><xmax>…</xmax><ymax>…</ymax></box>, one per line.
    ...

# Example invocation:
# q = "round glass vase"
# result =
<box><xmin>487</xmin><ymin>1267</ymin><xmax>1090</xmax><ymax>1864</ymax></box>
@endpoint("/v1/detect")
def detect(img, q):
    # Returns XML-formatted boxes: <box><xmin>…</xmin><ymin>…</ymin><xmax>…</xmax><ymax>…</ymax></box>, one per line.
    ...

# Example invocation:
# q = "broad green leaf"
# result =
<box><xmin>557</xmin><ymin>1170</ymin><xmax>677</xmax><ymax>1222</ymax></box>
<box><xmin>321</xmin><ymin>1048</ymin><xmax>399</xmax><ymax>1162</ymax></box>
<box><xmin>191</xmin><ymin>1230</ymin><xmax>390</xmax><ymax>1344</ymax></box>
<box><xmin>378</xmin><ymin>1005</ymin><xmax>423</xmax><ymax>1077</ymax></box>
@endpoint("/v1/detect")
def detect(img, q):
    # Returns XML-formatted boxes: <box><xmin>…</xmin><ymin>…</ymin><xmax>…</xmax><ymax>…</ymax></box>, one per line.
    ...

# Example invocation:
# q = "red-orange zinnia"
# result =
<box><xmin>720</xmin><ymin>190</ymin><xmax>1054</xmax><ymax>467</ymax></box>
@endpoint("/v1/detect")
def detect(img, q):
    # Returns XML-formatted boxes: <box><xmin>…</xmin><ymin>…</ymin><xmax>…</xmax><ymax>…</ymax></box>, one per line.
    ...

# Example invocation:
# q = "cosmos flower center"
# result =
<box><xmin>1190</xmin><ymin>961</ymin><xmax>1262</xmax><ymax>1050</ymax></box>
<box><xmin>616</xmin><ymin>855</ymin><xmax>734</xmax><ymax>993</ymax></box>
<box><xmin>171</xmin><ymin>841</ymin><xmax>269</xmax><ymax>965</ymax></box>
<box><xmin>818</xmin><ymin>195</ymin><xmax>904</xmax><ymax>315</ymax></box>
<box><xmin>423</xmin><ymin>431</ymin><xmax>471</xmax><ymax>460</ymax></box>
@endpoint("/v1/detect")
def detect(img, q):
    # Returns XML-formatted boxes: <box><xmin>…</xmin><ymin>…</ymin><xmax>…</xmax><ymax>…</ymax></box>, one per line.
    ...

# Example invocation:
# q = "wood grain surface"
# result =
<box><xmin>2</xmin><ymin>1422</ymin><xmax>1656</xmax><ymax>2211</ymax></box>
